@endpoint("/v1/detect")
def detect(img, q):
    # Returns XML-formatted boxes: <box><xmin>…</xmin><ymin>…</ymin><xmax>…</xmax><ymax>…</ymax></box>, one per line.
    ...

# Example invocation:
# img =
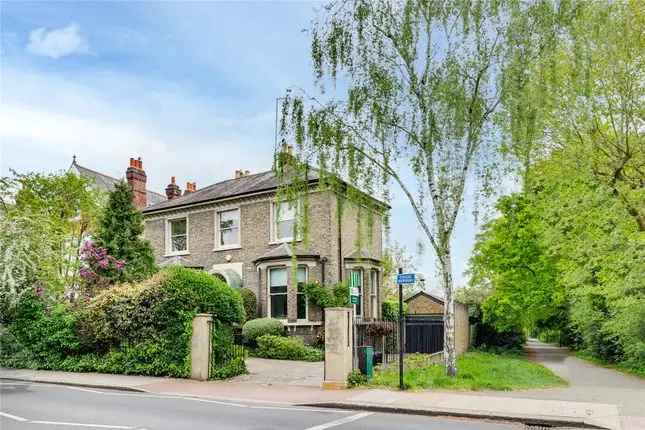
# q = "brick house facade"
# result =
<box><xmin>141</xmin><ymin>164</ymin><xmax>388</xmax><ymax>341</ymax></box>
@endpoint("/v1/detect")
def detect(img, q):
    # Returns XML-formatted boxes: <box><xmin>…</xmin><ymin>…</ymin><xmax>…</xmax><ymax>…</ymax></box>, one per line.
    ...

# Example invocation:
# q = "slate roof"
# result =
<box><xmin>70</xmin><ymin>160</ymin><xmax>165</xmax><ymax>207</ymax></box>
<box><xmin>253</xmin><ymin>243</ymin><xmax>320</xmax><ymax>263</ymax></box>
<box><xmin>404</xmin><ymin>290</ymin><xmax>444</xmax><ymax>304</ymax></box>
<box><xmin>142</xmin><ymin>169</ymin><xmax>320</xmax><ymax>214</ymax></box>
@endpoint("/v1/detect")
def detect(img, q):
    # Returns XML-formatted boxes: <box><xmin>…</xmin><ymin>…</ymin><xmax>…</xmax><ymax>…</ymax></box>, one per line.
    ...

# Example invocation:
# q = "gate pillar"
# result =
<box><xmin>323</xmin><ymin>307</ymin><xmax>353</xmax><ymax>389</ymax></box>
<box><xmin>191</xmin><ymin>313</ymin><xmax>212</xmax><ymax>381</ymax></box>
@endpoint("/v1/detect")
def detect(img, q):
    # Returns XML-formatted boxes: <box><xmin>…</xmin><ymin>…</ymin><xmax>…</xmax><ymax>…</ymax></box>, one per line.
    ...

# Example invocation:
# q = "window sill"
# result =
<box><xmin>164</xmin><ymin>251</ymin><xmax>190</xmax><ymax>257</ymax></box>
<box><xmin>213</xmin><ymin>245</ymin><xmax>242</xmax><ymax>252</ymax></box>
<box><xmin>285</xmin><ymin>321</ymin><xmax>322</xmax><ymax>327</ymax></box>
<box><xmin>269</xmin><ymin>238</ymin><xmax>302</xmax><ymax>245</ymax></box>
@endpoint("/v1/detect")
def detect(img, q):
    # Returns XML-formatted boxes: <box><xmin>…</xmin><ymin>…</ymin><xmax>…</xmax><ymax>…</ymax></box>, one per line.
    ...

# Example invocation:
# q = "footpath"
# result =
<box><xmin>1</xmin><ymin>365</ymin><xmax>625</xmax><ymax>430</ymax></box>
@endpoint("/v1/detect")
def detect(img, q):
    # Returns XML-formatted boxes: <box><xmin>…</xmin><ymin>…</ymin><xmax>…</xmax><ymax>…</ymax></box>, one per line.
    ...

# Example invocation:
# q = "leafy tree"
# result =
<box><xmin>0</xmin><ymin>171</ymin><xmax>101</xmax><ymax>311</ymax></box>
<box><xmin>96</xmin><ymin>181</ymin><xmax>156</xmax><ymax>283</ymax></box>
<box><xmin>469</xmin><ymin>194</ymin><xmax>563</xmax><ymax>332</ymax></box>
<box><xmin>277</xmin><ymin>0</ymin><xmax>539</xmax><ymax>376</ymax></box>
<box><xmin>381</xmin><ymin>241</ymin><xmax>417</xmax><ymax>298</ymax></box>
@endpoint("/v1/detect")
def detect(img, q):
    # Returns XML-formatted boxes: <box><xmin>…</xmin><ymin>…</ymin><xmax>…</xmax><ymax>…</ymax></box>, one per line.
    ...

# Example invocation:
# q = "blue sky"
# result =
<box><xmin>0</xmin><ymin>1</ymin><xmax>511</xmax><ymax>289</ymax></box>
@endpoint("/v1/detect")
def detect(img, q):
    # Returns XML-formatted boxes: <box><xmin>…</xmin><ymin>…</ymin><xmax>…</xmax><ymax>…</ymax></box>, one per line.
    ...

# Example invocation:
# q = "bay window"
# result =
<box><xmin>297</xmin><ymin>266</ymin><xmax>308</xmax><ymax>320</ymax></box>
<box><xmin>269</xmin><ymin>267</ymin><xmax>287</xmax><ymax>319</ymax></box>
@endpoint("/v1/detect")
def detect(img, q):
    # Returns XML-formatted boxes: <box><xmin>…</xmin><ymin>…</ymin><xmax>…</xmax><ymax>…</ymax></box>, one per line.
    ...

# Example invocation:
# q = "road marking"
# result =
<box><xmin>0</xmin><ymin>411</ymin><xmax>28</xmax><ymax>422</ymax></box>
<box><xmin>30</xmin><ymin>420</ymin><xmax>134</xmax><ymax>429</ymax></box>
<box><xmin>303</xmin><ymin>412</ymin><xmax>374</xmax><ymax>430</ymax></box>
<box><xmin>62</xmin><ymin>386</ymin><xmax>105</xmax><ymax>394</ymax></box>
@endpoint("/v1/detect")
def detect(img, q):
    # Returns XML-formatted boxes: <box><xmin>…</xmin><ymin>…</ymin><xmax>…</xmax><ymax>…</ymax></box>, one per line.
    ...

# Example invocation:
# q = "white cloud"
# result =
<box><xmin>27</xmin><ymin>23</ymin><xmax>89</xmax><ymax>59</ymax></box>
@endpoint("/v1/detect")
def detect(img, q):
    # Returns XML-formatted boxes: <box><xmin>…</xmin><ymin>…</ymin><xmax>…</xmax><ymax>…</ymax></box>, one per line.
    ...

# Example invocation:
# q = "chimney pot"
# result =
<box><xmin>166</xmin><ymin>177</ymin><xmax>181</xmax><ymax>200</ymax></box>
<box><xmin>171</xmin><ymin>176</ymin><xmax>176</xmax><ymax>184</ymax></box>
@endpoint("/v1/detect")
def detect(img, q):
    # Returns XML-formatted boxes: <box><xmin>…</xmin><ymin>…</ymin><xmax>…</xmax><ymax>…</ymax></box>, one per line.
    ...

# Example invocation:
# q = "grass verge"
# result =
<box><xmin>369</xmin><ymin>352</ymin><xmax>567</xmax><ymax>390</ymax></box>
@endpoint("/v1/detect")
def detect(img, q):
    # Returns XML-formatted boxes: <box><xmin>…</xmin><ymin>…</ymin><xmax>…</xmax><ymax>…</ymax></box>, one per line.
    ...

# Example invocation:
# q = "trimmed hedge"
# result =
<box><xmin>242</xmin><ymin>318</ymin><xmax>284</xmax><ymax>344</ymax></box>
<box><xmin>0</xmin><ymin>267</ymin><xmax>246</xmax><ymax>378</ymax></box>
<box><xmin>255</xmin><ymin>335</ymin><xmax>324</xmax><ymax>362</ymax></box>
<box><xmin>240</xmin><ymin>288</ymin><xmax>257</xmax><ymax>321</ymax></box>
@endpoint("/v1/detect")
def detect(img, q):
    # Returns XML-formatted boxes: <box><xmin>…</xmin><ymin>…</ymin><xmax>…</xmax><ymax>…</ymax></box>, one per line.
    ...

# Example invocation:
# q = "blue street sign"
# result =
<box><xmin>396</xmin><ymin>273</ymin><xmax>416</xmax><ymax>284</ymax></box>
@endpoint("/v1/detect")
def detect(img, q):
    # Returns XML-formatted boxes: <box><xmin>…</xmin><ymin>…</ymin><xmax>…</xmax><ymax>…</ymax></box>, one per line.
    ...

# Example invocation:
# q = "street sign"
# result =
<box><xmin>396</xmin><ymin>273</ymin><xmax>416</xmax><ymax>284</ymax></box>
<box><xmin>351</xmin><ymin>287</ymin><xmax>360</xmax><ymax>296</ymax></box>
<box><xmin>350</xmin><ymin>295</ymin><xmax>359</xmax><ymax>305</ymax></box>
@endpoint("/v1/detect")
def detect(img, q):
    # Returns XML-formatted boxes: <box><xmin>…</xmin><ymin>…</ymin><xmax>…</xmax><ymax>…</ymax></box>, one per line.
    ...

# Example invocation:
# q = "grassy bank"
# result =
<box><xmin>370</xmin><ymin>352</ymin><xmax>567</xmax><ymax>391</ymax></box>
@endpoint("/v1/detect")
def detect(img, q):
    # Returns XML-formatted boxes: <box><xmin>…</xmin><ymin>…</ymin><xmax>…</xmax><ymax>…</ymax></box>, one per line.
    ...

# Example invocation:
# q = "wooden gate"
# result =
<box><xmin>405</xmin><ymin>316</ymin><xmax>443</xmax><ymax>354</ymax></box>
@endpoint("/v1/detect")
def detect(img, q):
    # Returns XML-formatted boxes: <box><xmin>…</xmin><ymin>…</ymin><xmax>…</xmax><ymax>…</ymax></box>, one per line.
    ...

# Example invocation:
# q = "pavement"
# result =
<box><xmin>0</xmin><ymin>380</ymin><xmax>520</xmax><ymax>430</ymax></box>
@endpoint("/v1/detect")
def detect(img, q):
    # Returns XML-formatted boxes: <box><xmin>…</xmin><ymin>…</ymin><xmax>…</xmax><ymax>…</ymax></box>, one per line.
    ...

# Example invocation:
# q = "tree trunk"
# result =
<box><xmin>439</xmin><ymin>242</ymin><xmax>457</xmax><ymax>377</ymax></box>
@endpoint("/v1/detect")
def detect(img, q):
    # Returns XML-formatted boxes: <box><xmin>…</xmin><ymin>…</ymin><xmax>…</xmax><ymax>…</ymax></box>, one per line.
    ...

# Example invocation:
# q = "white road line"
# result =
<box><xmin>30</xmin><ymin>420</ymin><xmax>134</xmax><ymax>429</ymax></box>
<box><xmin>303</xmin><ymin>411</ymin><xmax>374</xmax><ymax>430</ymax></box>
<box><xmin>0</xmin><ymin>411</ymin><xmax>28</xmax><ymax>422</ymax></box>
<box><xmin>61</xmin><ymin>386</ymin><xmax>105</xmax><ymax>394</ymax></box>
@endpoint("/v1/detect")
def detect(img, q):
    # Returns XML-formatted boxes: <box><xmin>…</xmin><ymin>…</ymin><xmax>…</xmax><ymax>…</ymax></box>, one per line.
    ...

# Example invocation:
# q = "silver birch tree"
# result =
<box><xmin>277</xmin><ymin>0</ymin><xmax>529</xmax><ymax>376</ymax></box>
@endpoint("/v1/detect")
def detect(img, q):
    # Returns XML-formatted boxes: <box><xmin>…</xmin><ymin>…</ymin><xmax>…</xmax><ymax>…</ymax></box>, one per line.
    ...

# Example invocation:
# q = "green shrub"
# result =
<box><xmin>300</xmin><ymin>281</ymin><xmax>350</xmax><ymax>310</ymax></box>
<box><xmin>242</xmin><ymin>318</ymin><xmax>284</xmax><ymax>344</ymax></box>
<box><xmin>381</xmin><ymin>300</ymin><xmax>408</xmax><ymax>321</ymax></box>
<box><xmin>347</xmin><ymin>369</ymin><xmax>368</xmax><ymax>387</ymax></box>
<box><xmin>240</xmin><ymin>288</ymin><xmax>257</xmax><ymax>321</ymax></box>
<box><xmin>79</xmin><ymin>267</ymin><xmax>245</xmax><ymax>352</ymax></box>
<box><xmin>255</xmin><ymin>335</ymin><xmax>323</xmax><ymax>361</ymax></box>
<box><xmin>1</xmin><ymin>267</ymin><xmax>246</xmax><ymax>379</ymax></box>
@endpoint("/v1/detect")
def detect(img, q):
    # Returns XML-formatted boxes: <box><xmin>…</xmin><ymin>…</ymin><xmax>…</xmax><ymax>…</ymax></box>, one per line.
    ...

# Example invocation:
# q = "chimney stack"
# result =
<box><xmin>126</xmin><ymin>156</ymin><xmax>147</xmax><ymax>209</ymax></box>
<box><xmin>165</xmin><ymin>176</ymin><xmax>182</xmax><ymax>200</ymax></box>
<box><xmin>184</xmin><ymin>181</ymin><xmax>197</xmax><ymax>195</ymax></box>
<box><xmin>234</xmin><ymin>170</ymin><xmax>250</xmax><ymax>179</ymax></box>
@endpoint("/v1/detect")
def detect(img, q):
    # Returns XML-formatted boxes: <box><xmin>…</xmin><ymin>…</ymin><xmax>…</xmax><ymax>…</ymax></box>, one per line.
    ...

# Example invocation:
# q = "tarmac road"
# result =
<box><xmin>0</xmin><ymin>380</ymin><xmax>519</xmax><ymax>430</ymax></box>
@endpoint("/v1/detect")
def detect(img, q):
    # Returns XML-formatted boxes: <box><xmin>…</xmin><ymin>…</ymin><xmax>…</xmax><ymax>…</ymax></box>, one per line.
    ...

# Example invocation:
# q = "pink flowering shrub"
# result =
<box><xmin>79</xmin><ymin>240</ymin><xmax>125</xmax><ymax>296</ymax></box>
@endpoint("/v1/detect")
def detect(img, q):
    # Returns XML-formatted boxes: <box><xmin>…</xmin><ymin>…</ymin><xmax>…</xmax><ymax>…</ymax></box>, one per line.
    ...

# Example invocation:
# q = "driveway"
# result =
<box><xmin>230</xmin><ymin>358</ymin><xmax>323</xmax><ymax>387</ymax></box>
<box><xmin>477</xmin><ymin>339</ymin><xmax>645</xmax><ymax>430</ymax></box>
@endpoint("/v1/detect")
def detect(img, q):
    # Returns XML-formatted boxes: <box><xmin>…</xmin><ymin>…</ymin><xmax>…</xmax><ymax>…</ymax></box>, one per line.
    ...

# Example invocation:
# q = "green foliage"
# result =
<box><xmin>1</xmin><ymin>267</ymin><xmax>245</xmax><ymax>379</ymax></box>
<box><xmin>96</xmin><ymin>181</ymin><xmax>156</xmax><ymax>283</ymax></box>
<box><xmin>0</xmin><ymin>171</ymin><xmax>102</xmax><ymax>319</ymax></box>
<box><xmin>242</xmin><ymin>318</ymin><xmax>284</xmax><ymax>344</ymax></box>
<box><xmin>255</xmin><ymin>335</ymin><xmax>324</xmax><ymax>362</ymax></box>
<box><xmin>470</xmin><ymin>194</ymin><xmax>564</xmax><ymax>332</ymax></box>
<box><xmin>240</xmin><ymin>288</ymin><xmax>257</xmax><ymax>321</ymax></box>
<box><xmin>210</xmin><ymin>322</ymin><xmax>247</xmax><ymax>379</ymax></box>
<box><xmin>381</xmin><ymin>300</ymin><xmax>408</xmax><ymax>322</ymax></box>
<box><xmin>302</xmin><ymin>282</ymin><xmax>350</xmax><ymax>309</ymax></box>
<box><xmin>79</xmin><ymin>267</ymin><xmax>244</xmax><ymax>352</ymax></box>
<box><xmin>370</xmin><ymin>352</ymin><xmax>566</xmax><ymax>391</ymax></box>
<box><xmin>346</xmin><ymin>369</ymin><xmax>368</xmax><ymax>388</ymax></box>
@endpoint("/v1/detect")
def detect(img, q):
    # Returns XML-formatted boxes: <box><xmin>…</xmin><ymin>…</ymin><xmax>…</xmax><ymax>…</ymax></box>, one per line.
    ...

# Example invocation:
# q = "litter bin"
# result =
<box><xmin>357</xmin><ymin>346</ymin><xmax>374</xmax><ymax>379</ymax></box>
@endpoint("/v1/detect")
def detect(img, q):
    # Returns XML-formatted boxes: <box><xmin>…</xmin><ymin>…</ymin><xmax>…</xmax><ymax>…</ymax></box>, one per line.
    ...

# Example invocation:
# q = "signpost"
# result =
<box><xmin>397</xmin><ymin>269</ymin><xmax>415</xmax><ymax>390</ymax></box>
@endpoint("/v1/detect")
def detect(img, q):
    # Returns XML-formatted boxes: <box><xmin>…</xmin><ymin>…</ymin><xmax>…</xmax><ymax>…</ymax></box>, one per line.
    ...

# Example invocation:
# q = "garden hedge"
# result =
<box><xmin>0</xmin><ymin>267</ymin><xmax>246</xmax><ymax>378</ymax></box>
<box><xmin>242</xmin><ymin>318</ymin><xmax>284</xmax><ymax>344</ymax></box>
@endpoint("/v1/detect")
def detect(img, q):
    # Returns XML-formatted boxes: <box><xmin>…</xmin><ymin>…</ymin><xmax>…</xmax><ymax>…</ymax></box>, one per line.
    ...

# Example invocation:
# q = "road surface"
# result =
<box><xmin>0</xmin><ymin>380</ymin><xmax>519</xmax><ymax>430</ymax></box>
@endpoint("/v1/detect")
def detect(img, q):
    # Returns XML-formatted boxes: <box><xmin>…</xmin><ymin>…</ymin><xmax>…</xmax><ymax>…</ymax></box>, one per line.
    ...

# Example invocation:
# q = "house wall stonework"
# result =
<box><xmin>143</xmin><ymin>188</ymin><xmax>385</xmax><ymax>333</ymax></box>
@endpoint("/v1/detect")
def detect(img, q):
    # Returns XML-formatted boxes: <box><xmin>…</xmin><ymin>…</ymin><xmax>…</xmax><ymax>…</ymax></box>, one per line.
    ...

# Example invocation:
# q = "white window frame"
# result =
<box><xmin>165</xmin><ymin>216</ymin><xmax>189</xmax><ymax>256</ymax></box>
<box><xmin>267</xmin><ymin>266</ymin><xmax>288</xmax><ymax>321</ymax></box>
<box><xmin>270</xmin><ymin>200</ymin><xmax>301</xmax><ymax>244</ymax></box>
<box><xmin>370</xmin><ymin>269</ymin><xmax>379</xmax><ymax>319</ymax></box>
<box><xmin>214</xmin><ymin>207</ymin><xmax>241</xmax><ymax>251</ymax></box>
<box><xmin>350</xmin><ymin>269</ymin><xmax>363</xmax><ymax>318</ymax></box>
<box><xmin>296</xmin><ymin>265</ymin><xmax>308</xmax><ymax>321</ymax></box>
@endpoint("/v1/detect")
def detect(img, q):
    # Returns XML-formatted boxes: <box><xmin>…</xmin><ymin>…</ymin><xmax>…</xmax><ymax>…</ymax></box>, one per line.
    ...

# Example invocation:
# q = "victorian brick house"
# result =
<box><xmin>72</xmin><ymin>153</ymin><xmax>388</xmax><ymax>339</ymax></box>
